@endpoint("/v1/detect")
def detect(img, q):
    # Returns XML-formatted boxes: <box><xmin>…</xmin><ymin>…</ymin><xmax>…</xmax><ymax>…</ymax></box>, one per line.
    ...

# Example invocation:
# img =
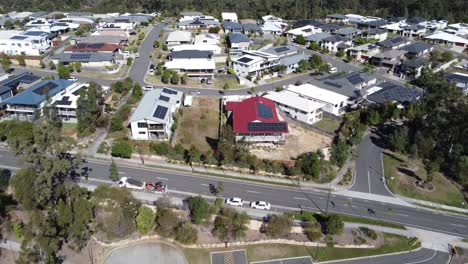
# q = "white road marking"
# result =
<box><xmin>246</xmin><ymin>190</ymin><xmax>260</xmax><ymax>194</ymax></box>
<box><xmin>118</xmin><ymin>172</ymin><xmax>126</xmax><ymax>174</ymax></box>
<box><xmin>395</xmin><ymin>213</ymin><xmax>409</xmax><ymax>217</ymax></box>
<box><xmin>367</xmin><ymin>170</ymin><xmax>372</xmax><ymax>193</ymax></box>
<box><xmin>200</xmin><ymin>183</ymin><xmax>209</xmax><ymax>186</ymax></box>
<box><xmin>157</xmin><ymin>177</ymin><xmax>168</xmax><ymax>181</ymax></box>
<box><xmin>293</xmin><ymin>197</ymin><xmax>307</xmax><ymax>200</ymax></box>
<box><xmin>450</xmin><ymin>223</ymin><xmax>466</xmax><ymax>228</ymax></box>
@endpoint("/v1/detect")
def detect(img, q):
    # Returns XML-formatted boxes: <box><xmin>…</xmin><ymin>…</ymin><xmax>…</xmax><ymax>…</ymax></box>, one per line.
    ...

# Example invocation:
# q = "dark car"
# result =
<box><xmin>5</xmin><ymin>68</ymin><xmax>14</xmax><ymax>74</ymax></box>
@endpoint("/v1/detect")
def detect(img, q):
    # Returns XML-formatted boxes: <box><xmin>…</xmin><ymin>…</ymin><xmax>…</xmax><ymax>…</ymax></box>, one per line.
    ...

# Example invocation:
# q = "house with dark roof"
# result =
<box><xmin>242</xmin><ymin>22</ymin><xmax>261</xmax><ymax>35</ymax></box>
<box><xmin>4</xmin><ymin>79</ymin><xmax>78</xmax><ymax>120</ymax></box>
<box><xmin>305</xmin><ymin>32</ymin><xmax>332</xmax><ymax>43</ymax></box>
<box><xmin>0</xmin><ymin>72</ymin><xmax>40</xmax><ymax>106</ymax></box>
<box><xmin>370</xmin><ymin>49</ymin><xmax>408</xmax><ymax>68</ymax></box>
<box><xmin>129</xmin><ymin>88</ymin><xmax>183</xmax><ymax>140</ymax></box>
<box><xmin>321</xmin><ymin>72</ymin><xmax>377</xmax><ymax>91</ymax></box>
<box><xmin>64</xmin><ymin>43</ymin><xmax>120</xmax><ymax>53</ymax></box>
<box><xmin>228</xmin><ymin>33</ymin><xmax>250</xmax><ymax>50</ymax></box>
<box><xmin>165</xmin><ymin>50</ymin><xmax>215</xmax><ymax>80</ymax></box>
<box><xmin>319</xmin><ymin>23</ymin><xmax>342</xmax><ymax>33</ymax></box>
<box><xmin>361</xmin><ymin>28</ymin><xmax>388</xmax><ymax>42</ymax></box>
<box><xmin>445</xmin><ymin>72</ymin><xmax>468</xmax><ymax>94</ymax></box>
<box><xmin>399</xmin><ymin>42</ymin><xmax>433</xmax><ymax>58</ymax></box>
<box><xmin>52</xmin><ymin>52</ymin><xmax>116</xmax><ymax>67</ymax></box>
<box><xmin>52</xmin><ymin>82</ymin><xmax>90</xmax><ymax>122</ymax></box>
<box><xmin>406</xmin><ymin>17</ymin><xmax>427</xmax><ymax>25</ymax></box>
<box><xmin>334</xmin><ymin>27</ymin><xmax>362</xmax><ymax>39</ymax></box>
<box><xmin>366</xmin><ymin>82</ymin><xmax>424</xmax><ymax>104</ymax></box>
<box><xmin>320</xmin><ymin>35</ymin><xmax>352</xmax><ymax>52</ymax></box>
<box><xmin>357</xmin><ymin>19</ymin><xmax>388</xmax><ymax>29</ymax></box>
<box><xmin>377</xmin><ymin>37</ymin><xmax>411</xmax><ymax>50</ymax></box>
<box><xmin>401</xmin><ymin>25</ymin><xmax>427</xmax><ymax>38</ymax></box>
<box><xmin>292</xmin><ymin>20</ymin><xmax>322</xmax><ymax>29</ymax></box>
<box><xmin>394</xmin><ymin>58</ymin><xmax>429</xmax><ymax>80</ymax></box>
<box><xmin>225</xmin><ymin>96</ymin><xmax>288</xmax><ymax>145</ymax></box>
<box><xmin>223</xmin><ymin>21</ymin><xmax>242</xmax><ymax>33</ymax></box>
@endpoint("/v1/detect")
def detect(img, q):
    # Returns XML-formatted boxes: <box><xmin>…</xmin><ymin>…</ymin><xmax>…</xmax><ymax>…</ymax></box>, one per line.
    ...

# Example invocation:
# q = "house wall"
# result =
<box><xmin>0</xmin><ymin>38</ymin><xmax>51</xmax><ymax>56</ymax></box>
<box><xmin>276</xmin><ymin>103</ymin><xmax>323</xmax><ymax>124</ymax></box>
<box><xmin>130</xmin><ymin>119</ymin><xmax>171</xmax><ymax>140</ymax></box>
<box><xmin>230</xmin><ymin>42</ymin><xmax>250</xmax><ymax>50</ymax></box>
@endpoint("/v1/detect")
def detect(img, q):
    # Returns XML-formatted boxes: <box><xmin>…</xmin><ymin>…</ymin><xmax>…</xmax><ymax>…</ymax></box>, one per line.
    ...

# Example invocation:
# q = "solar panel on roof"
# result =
<box><xmin>237</xmin><ymin>57</ymin><xmax>253</xmax><ymax>63</ymax></box>
<box><xmin>62</xmin><ymin>96</ymin><xmax>70</xmax><ymax>101</ymax></box>
<box><xmin>257</xmin><ymin>103</ymin><xmax>273</xmax><ymax>119</ymax></box>
<box><xmin>347</xmin><ymin>74</ymin><xmax>365</xmax><ymax>85</ymax></box>
<box><xmin>11</xmin><ymin>36</ymin><xmax>28</xmax><ymax>40</ymax></box>
<box><xmin>274</xmin><ymin>46</ymin><xmax>289</xmax><ymax>53</ymax></box>
<box><xmin>162</xmin><ymin>88</ymin><xmax>177</xmax><ymax>95</ymax></box>
<box><xmin>159</xmin><ymin>95</ymin><xmax>170</xmax><ymax>102</ymax></box>
<box><xmin>248</xmin><ymin>122</ymin><xmax>287</xmax><ymax>132</ymax></box>
<box><xmin>23</xmin><ymin>31</ymin><xmax>45</xmax><ymax>36</ymax></box>
<box><xmin>70</xmin><ymin>53</ymin><xmax>92</xmax><ymax>60</ymax></box>
<box><xmin>153</xmin><ymin>105</ymin><xmax>168</xmax><ymax>119</ymax></box>
<box><xmin>32</xmin><ymin>82</ymin><xmax>58</xmax><ymax>96</ymax></box>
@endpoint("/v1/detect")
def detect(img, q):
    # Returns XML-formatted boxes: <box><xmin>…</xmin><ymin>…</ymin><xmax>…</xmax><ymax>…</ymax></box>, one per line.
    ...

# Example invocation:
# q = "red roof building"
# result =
<box><xmin>64</xmin><ymin>43</ymin><xmax>121</xmax><ymax>53</ymax></box>
<box><xmin>225</xmin><ymin>96</ymin><xmax>288</xmax><ymax>144</ymax></box>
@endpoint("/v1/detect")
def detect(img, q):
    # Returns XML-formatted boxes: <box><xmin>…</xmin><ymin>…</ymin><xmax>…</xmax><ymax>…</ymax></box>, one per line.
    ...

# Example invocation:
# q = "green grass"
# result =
<box><xmin>178</xmin><ymin>233</ymin><xmax>418</xmax><ymax>264</ymax></box>
<box><xmin>314</xmin><ymin>116</ymin><xmax>341</xmax><ymax>133</ymax></box>
<box><xmin>463</xmin><ymin>238</ymin><xmax>468</xmax><ymax>243</ymax></box>
<box><xmin>214</xmin><ymin>78</ymin><xmax>245</xmax><ymax>89</ymax></box>
<box><xmin>384</xmin><ymin>152</ymin><xmax>467</xmax><ymax>208</ymax></box>
<box><xmin>340</xmin><ymin>215</ymin><xmax>406</xmax><ymax>230</ymax></box>
<box><xmin>61</xmin><ymin>122</ymin><xmax>77</xmax><ymax>136</ymax></box>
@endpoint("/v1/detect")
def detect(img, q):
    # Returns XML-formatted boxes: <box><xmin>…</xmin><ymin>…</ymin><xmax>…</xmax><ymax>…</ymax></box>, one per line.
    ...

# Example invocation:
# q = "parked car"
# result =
<box><xmin>328</xmin><ymin>67</ymin><xmax>338</xmax><ymax>73</ymax></box>
<box><xmin>149</xmin><ymin>64</ymin><xmax>155</xmax><ymax>73</ymax></box>
<box><xmin>134</xmin><ymin>53</ymin><xmax>140</xmax><ymax>58</ymax></box>
<box><xmin>118</xmin><ymin>177</ymin><xmax>145</xmax><ymax>191</ymax></box>
<box><xmin>5</xmin><ymin>68</ymin><xmax>14</xmax><ymax>74</ymax></box>
<box><xmin>146</xmin><ymin>181</ymin><xmax>167</xmax><ymax>194</ymax></box>
<box><xmin>68</xmin><ymin>76</ymin><xmax>77</xmax><ymax>81</ymax></box>
<box><xmin>143</xmin><ymin>85</ymin><xmax>154</xmax><ymax>91</ymax></box>
<box><xmin>250</xmin><ymin>201</ymin><xmax>271</xmax><ymax>210</ymax></box>
<box><xmin>225</xmin><ymin>197</ymin><xmax>244</xmax><ymax>207</ymax></box>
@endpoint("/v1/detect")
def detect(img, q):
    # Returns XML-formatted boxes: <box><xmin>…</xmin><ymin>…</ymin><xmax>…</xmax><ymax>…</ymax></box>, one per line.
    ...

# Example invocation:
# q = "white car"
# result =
<box><xmin>143</xmin><ymin>85</ymin><xmax>154</xmax><ymax>91</ymax></box>
<box><xmin>226</xmin><ymin>197</ymin><xmax>244</xmax><ymax>207</ymax></box>
<box><xmin>328</xmin><ymin>67</ymin><xmax>338</xmax><ymax>73</ymax></box>
<box><xmin>68</xmin><ymin>76</ymin><xmax>77</xmax><ymax>81</ymax></box>
<box><xmin>134</xmin><ymin>53</ymin><xmax>140</xmax><ymax>58</ymax></box>
<box><xmin>250</xmin><ymin>201</ymin><xmax>271</xmax><ymax>210</ymax></box>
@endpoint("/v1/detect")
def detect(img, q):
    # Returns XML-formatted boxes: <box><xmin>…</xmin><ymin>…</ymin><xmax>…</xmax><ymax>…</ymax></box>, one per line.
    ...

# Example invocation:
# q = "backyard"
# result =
<box><xmin>383</xmin><ymin>151</ymin><xmax>467</xmax><ymax>208</ymax></box>
<box><xmin>175</xmin><ymin>97</ymin><xmax>220</xmax><ymax>153</ymax></box>
<box><xmin>314</xmin><ymin>116</ymin><xmax>342</xmax><ymax>134</ymax></box>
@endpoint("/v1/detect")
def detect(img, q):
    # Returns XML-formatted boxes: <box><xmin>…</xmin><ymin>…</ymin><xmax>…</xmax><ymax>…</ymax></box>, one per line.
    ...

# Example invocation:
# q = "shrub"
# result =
<box><xmin>304</xmin><ymin>220</ymin><xmax>322</xmax><ymax>241</ymax></box>
<box><xmin>127</xmin><ymin>57</ymin><xmax>133</xmax><ymax>66</ymax></box>
<box><xmin>265</xmin><ymin>214</ymin><xmax>292</xmax><ymax>238</ymax></box>
<box><xmin>12</xmin><ymin>221</ymin><xmax>24</xmax><ymax>239</ymax></box>
<box><xmin>111</xmin><ymin>140</ymin><xmax>133</xmax><ymax>159</ymax></box>
<box><xmin>324</xmin><ymin>214</ymin><xmax>344</xmax><ymax>235</ymax></box>
<box><xmin>136</xmin><ymin>206</ymin><xmax>155</xmax><ymax>234</ymax></box>
<box><xmin>150</xmin><ymin>142</ymin><xmax>171</xmax><ymax>155</ymax></box>
<box><xmin>188</xmin><ymin>196</ymin><xmax>210</xmax><ymax>224</ymax></box>
<box><xmin>359</xmin><ymin>226</ymin><xmax>378</xmax><ymax>240</ymax></box>
<box><xmin>110</xmin><ymin>116</ymin><xmax>124</xmax><ymax>132</ymax></box>
<box><xmin>175</xmin><ymin>222</ymin><xmax>198</xmax><ymax>244</ymax></box>
<box><xmin>155</xmin><ymin>208</ymin><xmax>178</xmax><ymax>237</ymax></box>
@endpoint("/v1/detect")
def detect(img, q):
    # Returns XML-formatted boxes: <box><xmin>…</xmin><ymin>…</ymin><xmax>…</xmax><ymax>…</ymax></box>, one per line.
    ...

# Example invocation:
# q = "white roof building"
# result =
<box><xmin>165</xmin><ymin>30</ymin><xmax>193</xmax><ymax>46</ymax></box>
<box><xmin>425</xmin><ymin>31</ymin><xmax>468</xmax><ymax>47</ymax></box>
<box><xmin>0</xmin><ymin>30</ymin><xmax>51</xmax><ymax>56</ymax></box>
<box><xmin>287</xmin><ymin>84</ymin><xmax>349</xmax><ymax>116</ymax></box>
<box><xmin>171</xmin><ymin>44</ymin><xmax>222</xmax><ymax>54</ymax></box>
<box><xmin>222</xmin><ymin>12</ymin><xmax>238</xmax><ymax>22</ymax></box>
<box><xmin>194</xmin><ymin>33</ymin><xmax>221</xmax><ymax>45</ymax></box>
<box><xmin>444</xmin><ymin>23</ymin><xmax>468</xmax><ymax>35</ymax></box>
<box><xmin>286</xmin><ymin>25</ymin><xmax>322</xmax><ymax>37</ymax></box>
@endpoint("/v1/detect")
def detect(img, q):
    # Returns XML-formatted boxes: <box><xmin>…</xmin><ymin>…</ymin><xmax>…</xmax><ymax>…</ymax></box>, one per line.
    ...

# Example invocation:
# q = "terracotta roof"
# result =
<box><xmin>225</xmin><ymin>96</ymin><xmax>288</xmax><ymax>134</ymax></box>
<box><xmin>64</xmin><ymin>43</ymin><xmax>120</xmax><ymax>53</ymax></box>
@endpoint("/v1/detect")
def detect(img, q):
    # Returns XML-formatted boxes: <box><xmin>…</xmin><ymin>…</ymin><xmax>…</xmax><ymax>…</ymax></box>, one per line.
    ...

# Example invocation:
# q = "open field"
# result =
<box><xmin>175</xmin><ymin>97</ymin><xmax>219</xmax><ymax>153</ymax></box>
<box><xmin>383</xmin><ymin>151</ymin><xmax>467</xmax><ymax>208</ymax></box>
<box><xmin>251</xmin><ymin>122</ymin><xmax>332</xmax><ymax>161</ymax></box>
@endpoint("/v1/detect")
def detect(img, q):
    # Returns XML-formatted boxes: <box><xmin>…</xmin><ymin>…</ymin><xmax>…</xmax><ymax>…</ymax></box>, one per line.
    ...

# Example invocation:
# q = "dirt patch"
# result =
<box><xmin>414</xmin><ymin>180</ymin><xmax>436</xmax><ymax>192</ymax></box>
<box><xmin>175</xmin><ymin>97</ymin><xmax>219</xmax><ymax>153</ymax></box>
<box><xmin>250</xmin><ymin>122</ymin><xmax>332</xmax><ymax>161</ymax></box>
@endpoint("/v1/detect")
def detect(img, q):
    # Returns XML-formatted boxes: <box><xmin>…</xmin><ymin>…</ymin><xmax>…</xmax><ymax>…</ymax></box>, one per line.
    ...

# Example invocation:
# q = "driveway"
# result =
<box><xmin>104</xmin><ymin>242</ymin><xmax>187</xmax><ymax>264</ymax></box>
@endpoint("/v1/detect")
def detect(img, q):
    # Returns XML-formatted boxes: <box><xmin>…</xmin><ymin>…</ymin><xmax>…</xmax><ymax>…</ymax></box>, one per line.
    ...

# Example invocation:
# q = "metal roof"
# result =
<box><xmin>129</xmin><ymin>88</ymin><xmax>182</xmax><ymax>124</ymax></box>
<box><xmin>4</xmin><ymin>80</ymin><xmax>74</xmax><ymax>106</ymax></box>
<box><xmin>53</xmin><ymin>52</ymin><xmax>115</xmax><ymax>62</ymax></box>
<box><xmin>400</xmin><ymin>42</ymin><xmax>433</xmax><ymax>54</ymax></box>
<box><xmin>228</xmin><ymin>33</ymin><xmax>249</xmax><ymax>43</ymax></box>
<box><xmin>169</xmin><ymin>50</ymin><xmax>213</xmax><ymax>59</ymax></box>
<box><xmin>367</xmin><ymin>82</ymin><xmax>424</xmax><ymax>104</ymax></box>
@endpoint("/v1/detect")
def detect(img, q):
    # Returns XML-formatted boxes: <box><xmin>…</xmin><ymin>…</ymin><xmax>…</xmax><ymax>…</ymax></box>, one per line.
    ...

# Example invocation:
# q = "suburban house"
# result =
<box><xmin>223</xmin><ymin>21</ymin><xmax>242</xmax><ymax>33</ymax></box>
<box><xmin>366</xmin><ymin>81</ymin><xmax>424</xmax><ymax>104</ymax></box>
<box><xmin>221</xmin><ymin>12</ymin><xmax>238</xmax><ymax>22</ymax></box>
<box><xmin>361</xmin><ymin>28</ymin><xmax>388</xmax><ymax>42</ymax></box>
<box><xmin>406</xmin><ymin>17</ymin><xmax>427</xmax><ymax>26</ymax></box>
<box><xmin>264</xmin><ymin>90</ymin><xmax>323</xmax><ymax>125</ymax></box>
<box><xmin>194</xmin><ymin>33</ymin><xmax>220</xmax><ymax>45</ymax></box>
<box><xmin>348</xmin><ymin>43</ymin><xmax>381</xmax><ymax>61</ymax></box>
<box><xmin>285</xmin><ymin>25</ymin><xmax>322</xmax><ymax>38</ymax></box>
<box><xmin>319</xmin><ymin>23</ymin><xmax>342</xmax><ymax>33</ymax></box>
<box><xmin>242</xmin><ymin>22</ymin><xmax>262</xmax><ymax>35</ymax></box>
<box><xmin>369</xmin><ymin>49</ymin><xmax>408</xmax><ymax>68</ymax></box>
<box><xmin>279</xmin><ymin>53</ymin><xmax>309</xmax><ymax>74</ymax></box>
<box><xmin>260</xmin><ymin>15</ymin><xmax>287</xmax><ymax>35</ymax></box>
<box><xmin>129</xmin><ymin>88</ymin><xmax>183</xmax><ymax>140</ymax></box>
<box><xmin>227</xmin><ymin>33</ymin><xmax>250</xmax><ymax>51</ymax></box>
<box><xmin>51</xmin><ymin>52</ymin><xmax>116</xmax><ymax>67</ymax></box>
<box><xmin>164</xmin><ymin>50</ymin><xmax>215</xmax><ymax>80</ymax></box>
<box><xmin>165</xmin><ymin>31</ymin><xmax>193</xmax><ymax>46</ymax></box>
<box><xmin>426</xmin><ymin>20</ymin><xmax>448</xmax><ymax>31</ymax></box>
<box><xmin>324</xmin><ymin>14</ymin><xmax>349</xmax><ymax>24</ymax></box>
<box><xmin>0</xmin><ymin>30</ymin><xmax>51</xmax><ymax>56</ymax></box>
<box><xmin>322</xmin><ymin>72</ymin><xmax>377</xmax><ymax>91</ymax></box>
<box><xmin>320</xmin><ymin>35</ymin><xmax>352</xmax><ymax>52</ymax></box>
<box><xmin>334</xmin><ymin>27</ymin><xmax>362</xmax><ymax>39</ymax></box>
<box><xmin>445</xmin><ymin>72</ymin><xmax>468</xmax><ymax>94</ymax></box>
<box><xmin>357</xmin><ymin>19</ymin><xmax>388</xmax><ymax>29</ymax></box>
<box><xmin>287</xmin><ymin>84</ymin><xmax>349</xmax><ymax>116</ymax></box>
<box><xmin>377</xmin><ymin>36</ymin><xmax>411</xmax><ymax>50</ymax></box>
<box><xmin>225</xmin><ymin>96</ymin><xmax>288</xmax><ymax>145</ymax></box>
<box><xmin>171</xmin><ymin>44</ymin><xmax>222</xmax><ymax>55</ymax></box>
<box><xmin>292</xmin><ymin>20</ymin><xmax>323</xmax><ymax>29</ymax></box>
<box><xmin>63</xmin><ymin>42</ymin><xmax>120</xmax><ymax>54</ymax></box>
<box><xmin>3</xmin><ymin>79</ymin><xmax>79</xmax><ymax>120</ymax></box>
<box><xmin>305</xmin><ymin>32</ymin><xmax>332</xmax><ymax>44</ymax></box>
<box><xmin>261</xmin><ymin>15</ymin><xmax>283</xmax><ymax>24</ymax></box>
<box><xmin>425</xmin><ymin>31</ymin><xmax>468</xmax><ymax>48</ymax></box>
<box><xmin>177</xmin><ymin>13</ymin><xmax>220</xmax><ymax>30</ymax></box>
<box><xmin>0</xmin><ymin>72</ymin><xmax>40</xmax><ymax>106</ymax></box>
<box><xmin>394</xmin><ymin>58</ymin><xmax>428</xmax><ymax>80</ymax></box>
<box><xmin>52</xmin><ymin>82</ymin><xmax>90</xmax><ymax>122</ymax></box>
<box><xmin>78</xmin><ymin>35</ymin><xmax>129</xmax><ymax>46</ymax></box>
<box><xmin>401</xmin><ymin>25</ymin><xmax>427</xmax><ymax>38</ymax></box>
<box><xmin>444</xmin><ymin>23</ymin><xmax>468</xmax><ymax>35</ymax></box>
<box><xmin>399</xmin><ymin>42</ymin><xmax>433</xmax><ymax>58</ymax></box>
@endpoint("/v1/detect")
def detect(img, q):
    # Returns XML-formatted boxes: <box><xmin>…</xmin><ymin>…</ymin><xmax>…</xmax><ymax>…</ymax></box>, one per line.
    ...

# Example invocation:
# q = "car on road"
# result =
<box><xmin>250</xmin><ymin>201</ymin><xmax>271</xmax><ymax>210</ymax></box>
<box><xmin>68</xmin><ymin>76</ymin><xmax>77</xmax><ymax>81</ymax></box>
<box><xmin>134</xmin><ymin>53</ymin><xmax>140</xmax><ymax>58</ymax></box>
<box><xmin>328</xmin><ymin>67</ymin><xmax>338</xmax><ymax>73</ymax></box>
<box><xmin>143</xmin><ymin>85</ymin><xmax>154</xmax><ymax>91</ymax></box>
<box><xmin>149</xmin><ymin>64</ymin><xmax>155</xmax><ymax>73</ymax></box>
<box><xmin>118</xmin><ymin>177</ymin><xmax>145</xmax><ymax>191</ymax></box>
<box><xmin>225</xmin><ymin>197</ymin><xmax>244</xmax><ymax>207</ymax></box>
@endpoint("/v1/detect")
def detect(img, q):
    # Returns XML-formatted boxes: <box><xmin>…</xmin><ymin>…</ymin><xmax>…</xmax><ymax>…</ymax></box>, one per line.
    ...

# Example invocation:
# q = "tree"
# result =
<box><xmin>296</xmin><ymin>152</ymin><xmax>322</xmax><ymax>180</ymax></box>
<box><xmin>109</xmin><ymin>159</ymin><xmax>119</xmax><ymax>182</ymax></box>
<box><xmin>308</xmin><ymin>54</ymin><xmax>323</xmax><ymax>69</ymax></box>
<box><xmin>367</xmin><ymin>110</ymin><xmax>381</xmax><ymax>126</ymax></box>
<box><xmin>127</xmin><ymin>57</ymin><xmax>133</xmax><ymax>66</ymax></box>
<box><xmin>155</xmin><ymin>208</ymin><xmax>178</xmax><ymax>237</ymax></box>
<box><xmin>223</xmin><ymin>83</ymin><xmax>229</xmax><ymax>91</ymax></box>
<box><xmin>181</xmin><ymin>73</ymin><xmax>188</xmax><ymax>85</ymax></box>
<box><xmin>48</xmin><ymin>61</ymin><xmax>56</xmax><ymax>70</ymax></box>
<box><xmin>336</xmin><ymin>49</ymin><xmax>345</xmax><ymax>58</ymax></box>
<box><xmin>295</xmin><ymin>35</ymin><xmax>306</xmax><ymax>45</ymax></box>
<box><xmin>1</xmin><ymin>55</ymin><xmax>11</xmax><ymax>71</ymax></box>
<box><xmin>265</xmin><ymin>214</ymin><xmax>292</xmax><ymax>238</ymax></box>
<box><xmin>331</xmin><ymin>141</ymin><xmax>349</xmax><ymax>168</ymax></box>
<box><xmin>213</xmin><ymin>208</ymin><xmax>250</xmax><ymax>242</ymax></box>
<box><xmin>153</xmin><ymin>40</ymin><xmax>160</xmax><ymax>48</ymax></box>
<box><xmin>324</xmin><ymin>214</ymin><xmax>344</xmax><ymax>235</ymax></box>
<box><xmin>389</xmin><ymin>128</ymin><xmax>408</xmax><ymax>153</ymax></box>
<box><xmin>175</xmin><ymin>222</ymin><xmax>198</xmax><ymax>244</ymax></box>
<box><xmin>76</xmin><ymin>82</ymin><xmax>102</xmax><ymax>137</ymax></box>
<box><xmin>111</xmin><ymin>140</ymin><xmax>133</xmax><ymax>159</ymax></box>
<box><xmin>57</xmin><ymin>64</ymin><xmax>70</xmax><ymax>79</ymax></box>
<box><xmin>216</xmin><ymin>181</ymin><xmax>224</xmax><ymax>196</ymax></box>
<box><xmin>161</xmin><ymin>70</ymin><xmax>171</xmax><ymax>84</ymax></box>
<box><xmin>188</xmin><ymin>196</ymin><xmax>210</xmax><ymax>224</ymax></box>
<box><xmin>136</xmin><ymin>206</ymin><xmax>155</xmax><ymax>234</ymax></box>
<box><xmin>185</xmin><ymin>144</ymin><xmax>201</xmax><ymax>164</ymax></box>
<box><xmin>17</xmin><ymin>56</ymin><xmax>26</xmax><ymax>66</ymax></box>
<box><xmin>304</xmin><ymin>218</ymin><xmax>322</xmax><ymax>241</ymax></box>
<box><xmin>208</xmin><ymin>26</ymin><xmax>220</xmax><ymax>33</ymax></box>
<box><xmin>309</xmin><ymin>42</ymin><xmax>320</xmax><ymax>51</ymax></box>
<box><xmin>110</xmin><ymin>116</ymin><xmax>124</xmax><ymax>132</ymax></box>
<box><xmin>162</xmin><ymin>44</ymin><xmax>168</xmax><ymax>51</ymax></box>
<box><xmin>171</xmin><ymin>71</ymin><xmax>180</xmax><ymax>84</ymax></box>
<box><xmin>74</xmin><ymin>61</ymin><xmax>82</xmax><ymax>72</ymax></box>
<box><xmin>346</xmin><ymin>54</ymin><xmax>353</xmax><ymax>62</ymax></box>
<box><xmin>440</xmin><ymin>51</ymin><xmax>454</xmax><ymax>62</ymax></box>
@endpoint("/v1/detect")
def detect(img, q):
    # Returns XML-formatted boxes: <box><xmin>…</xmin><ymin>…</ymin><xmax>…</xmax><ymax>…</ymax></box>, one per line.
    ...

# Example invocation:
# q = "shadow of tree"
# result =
<box><xmin>397</xmin><ymin>167</ymin><xmax>421</xmax><ymax>181</ymax></box>
<box><xmin>205</xmin><ymin>137</ymin><xmax>218</xmax><ymax>151</ymax></box>
<box><xmin>384</xmin><ymin>152</ymin><xmax>407</xmax><ymax>164</ymax></box>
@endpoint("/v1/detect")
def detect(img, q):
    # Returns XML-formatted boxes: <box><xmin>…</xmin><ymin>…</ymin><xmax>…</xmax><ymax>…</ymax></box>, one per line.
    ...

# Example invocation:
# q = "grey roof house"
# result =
<box><xmin>0</xmin><ymin>72</ymin><xmax>40</xmax><ymax>105</ymax></box>
<box><xmin>334</xmin><ymin>27</ymin><xmax>362</xmax><ymax>38</ymax></box>
<box><xmin>223</xmin><ymin>21</ymin><xmax>242</xmax><ymax>33</ymax></box>
<box><xmin>242</xmin><ymin>23</ymin><xmax>262</xmax><ymax>34</ymax></box>
<box><xmin>367</xmin><ymin>82</ymin><xmax>424</xmax><ymax>104</ymax></box>
<box><xmin>377</xmin><ymin>37</ymin><xmax>411</xmax><ymax>50</ymax></box>
<box><xmin>306</xmin><ymin>32</ymin><xmax>332</xmax><ymax>43</ymax></box>
<box><xmin>400</xmin><ymin>42</ymin><xmax>433</xmax><ymax>57</ymax></box>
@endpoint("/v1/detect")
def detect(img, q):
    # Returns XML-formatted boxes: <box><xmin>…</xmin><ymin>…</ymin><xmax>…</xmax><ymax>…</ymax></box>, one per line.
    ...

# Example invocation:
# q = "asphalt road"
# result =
<box><xmin>327</xmin><ymin>248</ymin><xmax>449</xmax><ymax>264</ymax></box>
<box><xmin>350</xmin><ymin>134</ymin><xmax>393</xmax><ymax>196</ymax></box>
<box><xmin>0</xmin><ymin>150</ymin><xmax>467</xmax><ymax>239</ymax></box>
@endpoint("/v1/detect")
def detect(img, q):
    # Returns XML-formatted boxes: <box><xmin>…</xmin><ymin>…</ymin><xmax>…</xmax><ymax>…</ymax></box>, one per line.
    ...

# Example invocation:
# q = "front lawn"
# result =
<box><xmin>314</xmin><ymin>116</ymin><xmax>341</xmax><ymax>133</ymax></box>
<box><xmin>383</xmin><ymin>152</ymin><xmax>467</xmax><ymax>208</ymax></box>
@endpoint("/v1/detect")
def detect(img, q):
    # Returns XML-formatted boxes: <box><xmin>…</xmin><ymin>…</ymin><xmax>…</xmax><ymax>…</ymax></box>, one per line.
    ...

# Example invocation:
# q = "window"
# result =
<box><xmin>137</xmin><ymin>122</ymin><xmax>147</xmax><ymax>128</ymax></box>
<box><xmin>138</xmin><ymin>131</ymin><xmax>146</xmax><ymax>134</ymax></box>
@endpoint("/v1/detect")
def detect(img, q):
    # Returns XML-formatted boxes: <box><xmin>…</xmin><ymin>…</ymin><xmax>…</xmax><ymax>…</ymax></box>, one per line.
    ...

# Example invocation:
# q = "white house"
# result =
<box><xmin>0</xmin><ymin>30</ymin><xmax>51</xmax><ymax>56</ymax></box>
<box><xmin>165</xmin><ymin>30</ymin><xmax>193</xmax><ymax>46</ymax></box>
<box><xmin>287</xmin><ymin>84</ymin><xmax>349</xmax><ymax>116</ymax></box>
<box><xmin>425</xmin><ymin>31</ymin><xmax>468</xmax><ymax>48</ymax></box>
<box><xmin>444</xmin><ymin>23</ymin><xmax>468</xmax><ymax>35</ymax></box>
<box><xmin>320</xmin><ymin>35</ymin><xmax>352</xmax><ymax>52</ymax></box>
<box><xmin>164</xmin><ymin>50</ymin><xmax>215</xmax><ymax>80</ymax></box>
<box><xmin>285</xmin><ymin>25</ymin><xmax>322</xmax><ymax>38</ymax></box>
<box><xmin>52</xmin><ymin>82</ymin><xmax>90</xmax><ymax>122</ymax></box>
<box><xmin>264</xmin><ymin>90</ymin><xmax>324</xmax><ymax>124</ymax></box>
<box><xmin>194</xmin><ymin>33</ymin><xmax>220</xmax><ymax>45</ymax></box>
<box><xmin>170</xmin><ymin>44</ymin><xmax>222</xmax><ymax>54</ymax></box>
<box><xmin>129</xmin><ymin>88</ymin><xmax>183</xmax><ymax>140</ymax></box>
<box><xmin>222</xmin><ymin>12</ymin><xmax>238</xmax><ymax>22</ymax></box>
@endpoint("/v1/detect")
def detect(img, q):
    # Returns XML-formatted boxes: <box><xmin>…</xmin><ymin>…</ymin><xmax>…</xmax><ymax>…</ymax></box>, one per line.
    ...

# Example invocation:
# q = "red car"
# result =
<box><xmin>145</xmin><ymin>181</ymin><xmax>167</xmax><ymax>194</ymax></box>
